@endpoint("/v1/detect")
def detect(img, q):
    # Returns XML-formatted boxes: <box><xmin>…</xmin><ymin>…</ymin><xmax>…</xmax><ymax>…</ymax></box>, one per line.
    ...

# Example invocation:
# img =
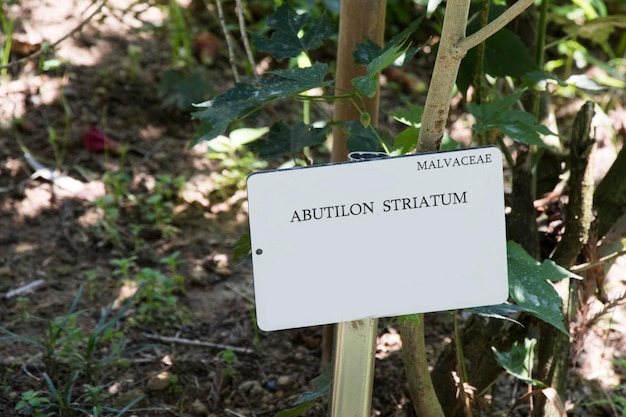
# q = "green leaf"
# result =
<box><xmin>276</xmin><ymin>400</ymin><xmax>316</xmax><ymax>417</ymax></box>
<box><xmin>387</xmin><ymin>18</ymin><xmax>424</xmax><ymax>51</ymax></box>
<box><xmin>482</xmin><ymin>30</ymin><xmax>538</xmax><ymax>79</ymax></box>
<box><xmin>327</xmin><ymin>17</ymin><xmax>423</xmax><ymax>98</ymax></box>
<box><xmin>229</xmin><ymin>127</ymin><xmax>271</xmax><ymax>148</ymax></box>
<box><xmin>261</xmin><ymin>63</ymin><xmax>333</xmax><ymax>99</ymax></box>
<box><xmin>233</xmin><ymin>234</ymin><xmax>251</xmax><ymax>262</ymax></box>
<box><xmin>353</xmin><ymin>18</ymin><xmax>423</xmax><ymax>66</ymax></box>
<box><xmin>339</xmin><ymin>121</ymin><xmax>386</xmax><ymax>152</ymax></box>
<box><xmin>248</xmin><ymin>122</ymin><xmax>328</xmax><ymax>159</ymax></box>
<box><xmin>538</xmin><ymin>259</ymin><xmax>582</xmax><ymax>282</ymax></box>
<box><xmin>276</xmin><ymin>365</ymin><xmax>332</xmax><ymax>417</ymax></box>
<box><xmin>353</xmin><ymin>45</ymin><xmax>406</xmax><ymax>97</ymax></box>
<box><xmin>564</xmin><ymin>15</ymin><xmax>626</xmax><ymax>45</ymax></box>
<box><xmin>392</xmin><ymin>103</ymin><xmax>424</xmax><ymax>128</ymax></box>
<box><xmin>158</xmin><ymin>70</ymin><xmax>214</xmax><ymax>111</ymax></box>
<box><xmin>192</xmin><ymin>63</ymin><xmax>331</xmax><ymax>145</ymax></box>
<box><xmin>470</xmin><ymin>303</ymin><xmax>525</xmax><ymax>326</ymax></box>
<box><xmin>392</xmin><ymin>127</ymin><xmax>419</xmax><ymax>154</ymax></box>
<box><xmin>469</xmin><ymin>92</ymin><xmax>557</xmax><ymax>147</ymax></box>
<box><xmin>397</xmin><ymin>313</ymin><xmax>421</xmax><ymax>327</ymax></box>
<box><xmin>469</xmin><ymin>90</ymin><xmax>523</xmax><ymax>122</ymax></box>
<box><xmin>440</xmin><ymin>134</ymin><xmax>461</xmax><ymax>151</ymax></box>
<box><xmin>352</xmin><ymin>75</ymin><xmax>378</xmax><ymax>97</ymax></box>
<box><xmin>294</xmin><ymin>365</ymin><xmax>332</xmax><ymax>405</ymax></box>
<box><xmin>507</xmin><ymin>241</ymin><xmax>579</xmax><ymax>335</ymax></box>
<box><xmin>566</xmin><ymin>74</ymin><xmax>606</xmax><ymax>92</ymax></box>
<box><xmin>492</xmin><ymin>338</ymin><xmax>545</xmax><ymax>386</ymax></box>
<box><xmin>353</xmin><ymin>39</ymin><xmax>383</xmax><ymax>65</ymax></box>
<box><xmin>458</xmin><ymin>5</ymin><xmax>538</xmax><ymax>94</ymax></box>
<box><xmin>251</xmin><ymin>4</ymin><xmax>334</xmax><ymax>60</ymax></box>
<box><xmin>192</xmin><ymin>83</ymin><xmax>265</xmax><ymax>144</ymax></box>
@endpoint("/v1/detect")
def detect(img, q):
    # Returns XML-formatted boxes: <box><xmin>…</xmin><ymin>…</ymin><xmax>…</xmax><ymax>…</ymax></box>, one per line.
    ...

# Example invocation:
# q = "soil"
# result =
<box><xmin>1</xmin><ymin>1</ymin><xmax>626</xmax><ymax>417</ymax></box>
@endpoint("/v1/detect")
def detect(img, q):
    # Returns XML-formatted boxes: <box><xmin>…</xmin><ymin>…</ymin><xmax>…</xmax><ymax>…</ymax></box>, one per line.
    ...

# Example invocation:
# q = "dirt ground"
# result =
<box><xmin>1</xmin><ymin>1</ymin><xmax>626</xmax><ymax>417</ymax></box>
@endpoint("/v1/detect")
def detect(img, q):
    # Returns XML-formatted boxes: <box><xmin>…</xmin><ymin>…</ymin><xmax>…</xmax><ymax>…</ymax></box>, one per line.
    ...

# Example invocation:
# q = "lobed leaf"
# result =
<box><xmin>507</xmin><ymin>241</ymin><xmax>580</xmax><ymax>335</ymax></box>
<box><xmin>352</xmin><ymin>45</ymin><xmax>407</xmax><ymax>97</ymax></box>
<box><xmin>338</xmin><ymin>120</ymin><xmax>387</xmax><ymax>152</ymax></box>
<box><xmin>392</xmin><ymin>127</ymin><xmax>420</xmax><ymax>154</ymax></box>
<box><xmin>158</xmin><ymin>69</ymin><xmax>213</xmax><ymax>111</ymax></box>
<box><xmin>248</xmin><ymin>122</ymin><xmax>328</xmax><ymax>159</ymax></box>
<box><xmin>251</xmin><ymin>4</ymin><xmax>334</xmax><ymax>60</ymax></box>
<box><xmin>492</xmin><ymin>338</ymin><xmax>545</xmax><ymax>386</ymax></box>
<box><xmin>392</xmin><ymin>103</ymin><xmax>424</xmax><ymax>128</ymax></box>
<box><xmin>353</xmin><ymin>18</ymin><xmax>423</xmax><ymax>66</ymax></box>
<box><xmin>469</xmin><ymin>91</ymin><xmax>557</xmax><ymax>147</ymax></box>
<box><xmin>192</xmin><ymin>63</ymin><xmax>332</xmax><ymax>145</ymax></box>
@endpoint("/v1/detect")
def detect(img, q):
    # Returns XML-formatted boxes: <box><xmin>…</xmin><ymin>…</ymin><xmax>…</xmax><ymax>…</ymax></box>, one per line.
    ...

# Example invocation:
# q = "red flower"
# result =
<box><xmin>81</xmin><ymin>126</ymin><xmax>120</xmax><ymax>153</ymax></box>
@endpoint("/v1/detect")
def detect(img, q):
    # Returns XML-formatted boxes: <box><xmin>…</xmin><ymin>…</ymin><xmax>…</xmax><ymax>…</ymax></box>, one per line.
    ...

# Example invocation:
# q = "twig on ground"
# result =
<box><xmin>22</xmin><ymin>362</ymin><xmax>42</xmax><ymax>381</ymax></box>
<box><xmin>225</xmin><ymin>408</ymin><xmax>248</xmax><ymax>417</ymax></box>
<box><xmin>4</xmin><ymin>279</ymin><xmax>46</xmax><ymax>299</ymax></box>
<box><xmin>0</xmin><ymin>353</ymin><xmax>43</xmax><ymax>366</ymax></box>
<box><xmin>236</xmin><ymin>386</ymin><xmax>258</xmax><ymax>417</ymax></box>
<box><xmin>224</xmin><ymin>282</ymin><xmax>255</xmax><ymax>305</ymax></box>
<box><xmin>143</xmin><ymin>333</ymin><xmax>254</xmax><ymax>354</ymax></box>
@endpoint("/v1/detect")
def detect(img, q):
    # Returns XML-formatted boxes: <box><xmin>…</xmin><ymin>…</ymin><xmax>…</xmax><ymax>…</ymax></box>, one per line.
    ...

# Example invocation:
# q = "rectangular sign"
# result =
<box><xmin>246</xmin><ymin>146</ymin><xmax>508</xmax><ymax>331</ymax></box>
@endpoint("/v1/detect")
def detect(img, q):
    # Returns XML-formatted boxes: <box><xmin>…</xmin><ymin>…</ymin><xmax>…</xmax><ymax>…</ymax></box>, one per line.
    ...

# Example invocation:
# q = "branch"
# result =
<box><xmin>214</xmin><ymin>0</ymin><xmax>240</xmax><ymax>82</ymax></box>
<box><xmin>571</xmin><ymin>249</ymin><xmax>626</xmax><ymax>273</ymax></box>
<box><xmin>235</xmin><ymin>0</ymin><xmax>258</xmax><ymax>78</ymax></box>
<box><xmin>416</xmin><ymin>0</ymin><xmax>471</xmax><ymax>153</ymax></box>
<box><xmin>416</xmin><ymin>0</ymin><xmax>535</xmax><ymax>152</ymax></box>
<box><xmin>401</xmin><ymin>317</ymin><xmax>445</xmax><ymax>417</ymax></box>
<box><xmin>551</xmin><ymin>101</ymin><xmax>596</xmax><ymax>267</ymax></box>
<box><xmin>143</xmin><ymin>333</ymin><xmax>255</xmax><ymax>354</ymax></box>
<box><xmin>4</xmin><ymin>279</ymin><xmax>46</xmax><ymax>298</ymax></box>
<box><xmin>456</xmin><ymin>0</ymin><xmax>535</xmax><ymax>53</ymax></box>
<box><xmin>535</xmin><ymin>101</ymin><xmax>596</xmax><ymax>414</ymax></box>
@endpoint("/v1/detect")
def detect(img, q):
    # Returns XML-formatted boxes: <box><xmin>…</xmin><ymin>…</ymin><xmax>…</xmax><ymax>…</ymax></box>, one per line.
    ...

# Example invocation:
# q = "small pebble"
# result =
<box><xmin>190</xmin><ymin>399</ymin><xmax>208</xmax><ymax>416</ymax></box>
<box><xmin>277</xmin><ymin>375</ymin><xmax>292</xmax><ymax>386</ymax></box>
<box><xmin>238</xmin><ymin>380</ymin><xmax>264</xmax><ymax>396</ymax></box>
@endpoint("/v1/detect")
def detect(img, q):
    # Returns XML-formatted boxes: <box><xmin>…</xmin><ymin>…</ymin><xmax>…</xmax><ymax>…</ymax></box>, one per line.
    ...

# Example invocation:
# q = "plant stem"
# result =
<box><xmin>472</xmin><ymin>0</ymin><xmax>490</xmax><ymax>107</ymax></box>
<box><xmin>0</xmin><ymin>12</ymin><xmax>14</xmax><ymax>77</ymax></box>
<box><xmin>401</xmin><ymin>317</ymin><xmax>445</xmax><ymax>417</ymax></box>
<box><xmin>454</xmin><ymin>311</ymin><xmax>473</xmax><ymax>417</ymax></box>
<box><xmin>235</xmin><ymin>0</ymin><xmax>257</xmax><ymax>78</ymax></box>
<box><xmin>215</xmin><ymin>0</ymin><xmax>240</xmax><ymax>82</ymax></box>
<box><xmin>534</xmin><ymin>102</ymin><xmax>596</xmax><ymax>417</ymax></box>
<box><xmin>417</xmin><ymin>0</ymin><xmax>535</xmax><ymax>153</ymax></box>
<box><xmin>532</xmin><ymin>0</ymin><xmax>550</xmax><ymax>116</ymax></box>
<box><xmin>407</xmin><ymin>2</ymin><xmax>537</xmax><ymax>415</ymax></box>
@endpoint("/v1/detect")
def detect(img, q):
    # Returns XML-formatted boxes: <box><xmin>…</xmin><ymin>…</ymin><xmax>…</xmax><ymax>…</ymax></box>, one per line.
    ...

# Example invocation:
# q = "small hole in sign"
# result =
<box><xmin>256</xmin><ymin>249</ymin><xmax>263</xmax><ymax>255</ymax></box>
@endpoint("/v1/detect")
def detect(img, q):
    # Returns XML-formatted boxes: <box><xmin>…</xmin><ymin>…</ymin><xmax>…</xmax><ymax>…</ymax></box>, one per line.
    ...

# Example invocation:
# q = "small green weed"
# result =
<box><xmin>141</xmin><ymin>174</ymin><xmax>184</xmax><ymax>237</ymax></box>
<box><xmin>0</xmin><ymin>0</ymin><xmax>15</xmax><ymax>79</ymax></box>
<box><xmin>219</xmin><ymin>349</ymin><xmax>239</xmax><ymax>378</ymax></box>
<box><xmin>15</xmin><ymin>390</ymin><xmax>54</xmax><ymax>417</ymax></box>
<box><xmin>94</xmin><ymin>165</ymin><xmax>185</xmax><ymax>247</ymax></box>
<box><xmin>111</xmin><ymin>252</ymin><xmax>191</xmax><ymax>326</ymax></box>
<box><xmin>204</xmin><ymin>128</ymin><xmax>269</xmax><ymax>199</ymax></box>
<box><xmin>1</xmin><ymin>287</ymin><xmax>136</xmax><ymax>416</ymax></box>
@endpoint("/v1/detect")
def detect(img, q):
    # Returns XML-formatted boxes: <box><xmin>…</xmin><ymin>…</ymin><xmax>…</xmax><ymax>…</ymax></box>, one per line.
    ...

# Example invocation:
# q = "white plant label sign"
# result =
<box><xmin>247</xmin><ymin>146</ymin><xmax>508</xmax><ymax>331</ymax></box>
